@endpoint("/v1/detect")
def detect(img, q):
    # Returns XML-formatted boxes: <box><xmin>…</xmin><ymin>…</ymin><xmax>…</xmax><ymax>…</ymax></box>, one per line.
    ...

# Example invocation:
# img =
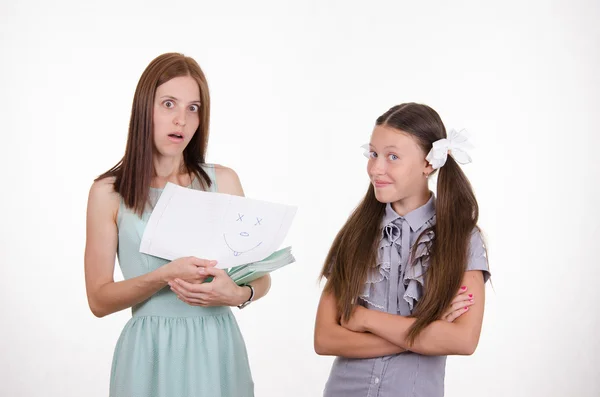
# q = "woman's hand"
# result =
<box><xmin>168</xmin><ymin>266</ymin><xmax>250</xmax><ymax>307</ymax></box>
<box><xmin>159</xmin><ymin>256</ymin><xmax>217</xmax><ymax>284</ymax></box>
<box><xmin>440</xmin><ymin>286</ymin><xmax>475</xmax><ymax>322</ymax></box>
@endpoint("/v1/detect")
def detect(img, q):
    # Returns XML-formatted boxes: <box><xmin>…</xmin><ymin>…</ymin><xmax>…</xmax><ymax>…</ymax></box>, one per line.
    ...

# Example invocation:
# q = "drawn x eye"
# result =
<box><xmin>255</xmin><ymin>218</ymin><xmax>262</xmax><ymax>226</ymax></box>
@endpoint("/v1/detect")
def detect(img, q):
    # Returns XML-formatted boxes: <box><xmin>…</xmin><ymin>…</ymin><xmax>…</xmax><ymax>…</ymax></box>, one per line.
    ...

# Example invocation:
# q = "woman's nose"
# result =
<box><xmin>174</xmin><ymin>109</ymin><xmax>187</xmax><ymax>127</ymax></box>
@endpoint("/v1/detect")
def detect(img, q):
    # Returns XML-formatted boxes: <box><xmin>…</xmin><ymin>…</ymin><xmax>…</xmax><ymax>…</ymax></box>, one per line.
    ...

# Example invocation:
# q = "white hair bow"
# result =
<box><xmin>361</xmin><ymin>143</ymin><xmax>370</xmax><ymax>158</ymax></box>
<box><xmin>425</xmin><ymin>128</ymin><xmax>473</xmax><ymax>169</ymax></box>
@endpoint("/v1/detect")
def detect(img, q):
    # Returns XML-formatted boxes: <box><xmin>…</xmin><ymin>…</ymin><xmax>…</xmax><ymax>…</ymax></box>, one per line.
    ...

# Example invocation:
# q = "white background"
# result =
<box><xmin>1</xmin><ymin>1</ymin><xmax>599</xmax><ymax>396</ymax></box>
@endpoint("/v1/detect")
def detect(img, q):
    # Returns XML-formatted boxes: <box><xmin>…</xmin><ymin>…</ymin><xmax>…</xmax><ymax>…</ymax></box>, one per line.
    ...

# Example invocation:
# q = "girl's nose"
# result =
<box><xmin>368</xmin><ymin>158</ymin><xmax>386</xmax><ymax>176</ymax></box>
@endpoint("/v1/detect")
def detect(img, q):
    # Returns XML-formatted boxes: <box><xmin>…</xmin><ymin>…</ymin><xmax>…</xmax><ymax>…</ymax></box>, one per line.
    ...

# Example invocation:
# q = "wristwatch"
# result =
<box><xmin>237</xmin><ymin>284</ymin><xmax>255</xmax><ymax>309</ymax></box>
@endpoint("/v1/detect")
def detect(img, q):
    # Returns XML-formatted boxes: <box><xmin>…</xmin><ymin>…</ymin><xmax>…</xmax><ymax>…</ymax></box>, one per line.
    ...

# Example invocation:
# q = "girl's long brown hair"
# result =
<box><xmin>321</xmin><ymin>103</ymin><xmax>479</xmax><ymax>345</ymax></box>
<box><xmin>97</xmin><ymin>53</ymin><xmax>212</xmax><ymax>215</ymax></box>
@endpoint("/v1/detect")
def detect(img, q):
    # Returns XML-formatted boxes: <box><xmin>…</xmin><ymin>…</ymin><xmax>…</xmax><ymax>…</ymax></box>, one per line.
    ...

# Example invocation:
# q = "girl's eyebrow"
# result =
<box><xmin>369</xmin><ymin>143</ymin><xmax>400</xmax><ymax>150</ymax></box>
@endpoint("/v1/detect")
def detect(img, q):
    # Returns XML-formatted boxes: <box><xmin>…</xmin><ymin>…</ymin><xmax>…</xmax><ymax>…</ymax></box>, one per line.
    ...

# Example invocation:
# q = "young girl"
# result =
<box><xmin>84</xmin><ymin>53</ymin><xmax>268</xmax><ymax>397</ymax></box>
<box><xmin>314</xmin><ymin>103</ymin><xmax>490</xmax><ymax>396</ymax></box>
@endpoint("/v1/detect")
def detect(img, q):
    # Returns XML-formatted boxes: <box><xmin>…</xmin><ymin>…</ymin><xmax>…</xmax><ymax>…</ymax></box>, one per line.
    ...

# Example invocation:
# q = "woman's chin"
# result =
<box><xmin>155</xmin><ymin>146</ymin><xmax>186</xmax><ymax>158</ymax></box>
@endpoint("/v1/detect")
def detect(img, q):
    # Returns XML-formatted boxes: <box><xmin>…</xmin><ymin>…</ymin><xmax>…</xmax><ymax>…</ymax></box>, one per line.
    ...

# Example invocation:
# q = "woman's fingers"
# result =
<box><xmin>172</xmin><ymin>289</ymin><xmax>208</xmax><ymax>305</ymax></box>
<box><xmin>170</xmin><ymin>278</ymin><xmax>217</xmax><ymax>306</ymax></box>
<box><xmin>188</xmin><ymin>257</ymin><xmax>218</xmax><ymax>268</ymax></box>
<box><xmin>170</xmin><ymin>279</ymin><xmax>199</xmax><ymax>297</ymax></box>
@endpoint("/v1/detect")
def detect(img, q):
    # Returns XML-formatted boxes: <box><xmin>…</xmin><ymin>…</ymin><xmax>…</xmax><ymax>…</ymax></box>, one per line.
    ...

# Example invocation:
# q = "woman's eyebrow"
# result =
<box><xmin>159</xmin><ymin>95</ymin><xmax>201</xmax><ymax>104</ymax></box>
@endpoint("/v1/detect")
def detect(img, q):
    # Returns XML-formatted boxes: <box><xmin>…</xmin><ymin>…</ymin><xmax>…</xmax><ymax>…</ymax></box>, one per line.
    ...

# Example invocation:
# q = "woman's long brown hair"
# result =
<box><xmin>320</xmin><ymin>103</ymin><xmax>479</xmax><ymax>345</ymax></box>
<box><xmin>97</xmin><ymin>53</ymin><xmax>212</xmax><ymax>216</ymax></box>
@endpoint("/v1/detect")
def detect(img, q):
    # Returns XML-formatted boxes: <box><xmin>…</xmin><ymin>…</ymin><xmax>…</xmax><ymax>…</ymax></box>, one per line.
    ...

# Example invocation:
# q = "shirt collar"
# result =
<box><xmin>382</xmin><ymin>193</ymin><xmax>436</xmax><ymax>232</ymax></box>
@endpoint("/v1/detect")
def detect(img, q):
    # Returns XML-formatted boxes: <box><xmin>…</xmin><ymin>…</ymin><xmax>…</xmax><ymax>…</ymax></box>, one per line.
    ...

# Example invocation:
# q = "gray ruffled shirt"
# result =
<box><xmin>324</xmin><ymin>195</ymin><xmax>490</xmax><ymax>397</ymax></box>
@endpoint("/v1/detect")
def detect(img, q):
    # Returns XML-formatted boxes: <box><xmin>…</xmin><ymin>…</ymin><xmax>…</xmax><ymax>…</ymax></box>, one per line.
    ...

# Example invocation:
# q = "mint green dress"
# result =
<box><xmin>110</xmin><ymin>164</ymin><xmax>254</xmax><ymax>397</ymax></box>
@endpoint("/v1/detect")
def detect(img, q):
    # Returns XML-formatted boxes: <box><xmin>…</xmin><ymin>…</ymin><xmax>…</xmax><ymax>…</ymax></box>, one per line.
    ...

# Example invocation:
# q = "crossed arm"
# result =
<box><xmin>314</xmin><ymin>270</ymin><xmax>486</xmax><ymax>358</ymax></box>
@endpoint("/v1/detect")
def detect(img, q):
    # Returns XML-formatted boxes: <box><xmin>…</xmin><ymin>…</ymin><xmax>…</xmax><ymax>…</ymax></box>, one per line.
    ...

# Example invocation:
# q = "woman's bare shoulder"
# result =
<box><xmin>213</xmin><ymin>164</ymin><xmax>244</xmax><ymax>196</ymax></box>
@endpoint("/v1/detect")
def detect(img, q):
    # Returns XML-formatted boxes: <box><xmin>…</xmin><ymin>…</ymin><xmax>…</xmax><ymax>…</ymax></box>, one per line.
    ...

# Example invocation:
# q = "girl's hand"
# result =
<box><xmin>168</xmin><ymin>266</ymin><xmax>250</xmax><ymax>307</ymax></box>
<box><xmin>341</xmin><ymin>305</ymin><xmax>370</xmax><ymax>333</ymax></box>
<box><xmin>440</xmin><ymin>286</ymin><xmax>475</xmax><ymax>322</ymax></box>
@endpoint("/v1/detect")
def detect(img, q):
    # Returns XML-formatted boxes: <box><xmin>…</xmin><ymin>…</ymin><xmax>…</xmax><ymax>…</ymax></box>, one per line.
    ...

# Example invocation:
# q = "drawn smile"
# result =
<box><xmin>223</xmin><ymin>234</ymin><xmax>263</xmax><ymax>256</ymax></box>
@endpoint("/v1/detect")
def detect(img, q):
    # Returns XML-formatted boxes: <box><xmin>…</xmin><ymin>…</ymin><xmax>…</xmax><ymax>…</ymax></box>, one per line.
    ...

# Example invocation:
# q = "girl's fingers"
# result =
<box><xmin>449</xmin><ymin>298</ymin><xmax>474</xmax><ymax>313</ymax></box>
<box><xmin>450</xmin><ymin>291</ymin><xmax>474</xmax><ymax>305</ymax></box>
<box><xmin>442</xmin><ymin>299</ymin><xmax>475</xmax><ymax>321</ymax></box>
<box><xmin>444</xmin><ymin>306</ymin><xmax>470</xmax><ymax>322</ymax></box>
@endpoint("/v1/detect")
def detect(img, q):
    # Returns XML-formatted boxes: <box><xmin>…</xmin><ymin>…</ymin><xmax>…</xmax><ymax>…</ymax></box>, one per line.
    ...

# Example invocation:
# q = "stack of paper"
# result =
<box><xmin>227</xmin><ymin>246</ymin><xmax>295</xmax><ymax>285</ymax></box>
<box><xmin>139</xmin><ymin>183</ymin><xmax>298</xmax><ymax>277</ymax></box>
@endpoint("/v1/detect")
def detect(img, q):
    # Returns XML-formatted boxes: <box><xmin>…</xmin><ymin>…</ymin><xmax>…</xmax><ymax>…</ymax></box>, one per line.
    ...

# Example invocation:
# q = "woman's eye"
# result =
<box><xmin>164</xmin><ymin>100</ymin><xmax>174</xmax><ymax>108</ymax></box>
<box><xmin>369</xmin><ymin>151</ymin><xmax>378</xmax><ymax>159</ymax></box>
<box><xmin>388</xmin><ymin>154</ymin><xmax>398</xmax><ymax>161</ymax></box>
<box><xmin>189</xmin><ymin>104</ymin><xmax>199</xmax><ymax>112</ymax></box>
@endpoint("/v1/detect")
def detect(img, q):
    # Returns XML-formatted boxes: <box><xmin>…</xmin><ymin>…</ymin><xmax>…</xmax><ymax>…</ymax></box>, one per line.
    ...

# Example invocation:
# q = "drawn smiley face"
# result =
<box><xmin>223</xmin><ymin>213</ymin><xmax>264</xmax><ymax>256</ymax></box>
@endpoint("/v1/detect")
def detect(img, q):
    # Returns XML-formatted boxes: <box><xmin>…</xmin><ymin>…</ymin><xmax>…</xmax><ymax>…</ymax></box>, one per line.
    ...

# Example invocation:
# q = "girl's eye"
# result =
<box><xmin>189</xmin><ymin>104</ymin><xmax>200</xmax><ymax>112</ymax></box>
<box><xmin>368</xmin><ymin>151</ymin><xmax>378</xmax><ymax>159</ymax></box>
<box><xmin>388</xmin><ymin>154</ymin><xmax>398</xmax><ymax>161</ymax></box>
<box><xmin>164</xmin><ymin>100</ymin><xmax>175</xmax><ymax>108</ymax></box>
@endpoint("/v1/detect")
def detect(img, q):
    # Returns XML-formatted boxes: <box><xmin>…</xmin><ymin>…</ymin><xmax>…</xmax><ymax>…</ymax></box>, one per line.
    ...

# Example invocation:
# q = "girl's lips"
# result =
<box><xmin>374</xmin><ymin>181</ymin><xmax>392</xmax><ymax>188</ymax></box>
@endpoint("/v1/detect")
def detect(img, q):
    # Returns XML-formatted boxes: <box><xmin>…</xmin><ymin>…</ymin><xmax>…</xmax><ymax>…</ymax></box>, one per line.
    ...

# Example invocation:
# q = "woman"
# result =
<box><xmin>84</xmin><ymin>52</ymin><xmax>268</xmax><ymax>397</ymax></box>
<box><xmin>314</xmin><ymin>103</ymin><xmax>490</xmax><ymax>396</ymax></box>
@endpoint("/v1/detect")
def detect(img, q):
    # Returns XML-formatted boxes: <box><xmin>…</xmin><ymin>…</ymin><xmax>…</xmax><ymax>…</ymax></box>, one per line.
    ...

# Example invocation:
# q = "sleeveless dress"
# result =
<box><xmin>110</xmin><ymin>164</ymin><xmax>254</xmax><ymax>397</ymax></box>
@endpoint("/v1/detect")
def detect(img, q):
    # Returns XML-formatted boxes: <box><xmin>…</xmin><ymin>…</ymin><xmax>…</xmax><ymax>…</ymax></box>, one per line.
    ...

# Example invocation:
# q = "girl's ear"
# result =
<box><xmin>424</xmin><ymin>161</ymin><xmax>434</xmax><ymax>176</ymax></box>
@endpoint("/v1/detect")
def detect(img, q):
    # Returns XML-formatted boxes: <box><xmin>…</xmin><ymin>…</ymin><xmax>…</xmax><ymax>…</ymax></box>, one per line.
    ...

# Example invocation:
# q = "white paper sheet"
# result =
<box><xmin>139</xmin><ymin>183</ymin><xmax>297</xmax><ymax>269</ymax></box>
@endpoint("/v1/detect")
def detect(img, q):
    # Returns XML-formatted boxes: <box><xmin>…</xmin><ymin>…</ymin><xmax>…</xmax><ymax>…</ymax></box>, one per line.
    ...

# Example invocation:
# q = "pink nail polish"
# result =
<box><xmin>468</xmin><ymin>294</ymin><xmax>473</xmax><ymax>298</ymax></box>
<box><xmin>464</xmin><ymin>306</ymin><xmax>469</xmax><ymax>310</ymax></box>
<box><xmin>461</xmin><ymin>286</ymin><xmax>467</xmax><ymax>290</ymax></box>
